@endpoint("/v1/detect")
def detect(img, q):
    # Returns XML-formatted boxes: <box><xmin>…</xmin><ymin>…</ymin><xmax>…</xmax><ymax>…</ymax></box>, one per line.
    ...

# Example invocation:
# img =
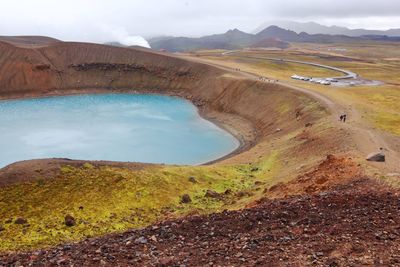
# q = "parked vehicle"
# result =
<box><xmin>310</xmin><ymin>78</ymin><xmax>322</xmax><ymax>83</ymax></box>
<box><xmin>320</xmin><ymin>80</ymin><xmax>331</xmax><ymax>85</ymax></box>
<box><xmin>326</xmin><ymin>78</ymin><xmax>338</xmax><ymax>82</ymax></box>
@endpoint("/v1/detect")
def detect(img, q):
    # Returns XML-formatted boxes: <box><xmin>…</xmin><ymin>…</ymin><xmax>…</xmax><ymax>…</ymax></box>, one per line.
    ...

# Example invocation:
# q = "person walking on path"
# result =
<box><xmin>339</xmin><ymin>114</ymin><xmax>347</xmax><ymax>122</ymax></box>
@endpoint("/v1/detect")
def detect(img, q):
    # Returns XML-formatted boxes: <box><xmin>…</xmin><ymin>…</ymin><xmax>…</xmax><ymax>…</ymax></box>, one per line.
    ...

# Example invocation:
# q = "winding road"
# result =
<box><xmin>186</xmin><ymin>53</ymin><xmax>400</xmax><ymax>175</ymax></box>
<box><xmin>221</xmin><ymin>50</ymin><xmax>357</xmax><ymax>80</ymax></box>
<box><xmin>260</xmin><ymin>57</ymin><xmax>357</xmax><ymax>80</ymax></box>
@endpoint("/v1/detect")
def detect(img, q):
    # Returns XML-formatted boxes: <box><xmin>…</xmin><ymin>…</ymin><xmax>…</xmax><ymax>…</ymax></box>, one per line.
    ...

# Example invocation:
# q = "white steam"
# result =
<box><xmin>119</xmin><ymin>35</ymin><xmax>151</xmax><ymax>48</ymax></box>
<box><xmin>100</xmin><ymin>25</ymin><xmax>151</xmax><ymax>48</ymax></box>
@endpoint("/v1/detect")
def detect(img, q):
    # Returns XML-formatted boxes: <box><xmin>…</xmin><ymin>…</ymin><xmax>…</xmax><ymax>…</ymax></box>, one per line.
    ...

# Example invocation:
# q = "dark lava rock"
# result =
<box><xmin>14</xmin><ymin>218</ymin><xmax>28</xmax><ymax>225</ymax></box>
<box><xmin>33</xmin><ymin>64</ymin><xmax>51</xmax><ymax>71</ymax></box>
<box><xmin>188</xmin><ymin>176</ymin><xmax>197</xmax><ymax>183</ymax></box>
<box><xmin>366</xmin><ymin>151</ymin><xmax>385</xmax><ymax>162</ymax></box>
<box><xmin>305</xmin><ymin>122</ymin><xmax>313</xmax><ymax>127</ymax></box>
<box><xmin>180</xmin><ymin>194</ymin><xmax>192</xmax><ymax>204</ymax></box>
<box><xmin>224</xmin><ymin>189</ymin><xmax>232</xmax><ymax>195</ymax></box>
<box><xmin>205</xmin><ymin>190</ymin><xmax>221</xmax><ymax>199</ymax></box>
<box><xmin>65</xmin><ymin>215</ymin><xmax>76</xmax><ymax>227</ymax></box>
<box><xmin>326</xmin><ymin>154</ymin><xmax>335</xmax><ymax>160</ymax></box>
<box><xmin>134</xmin><ymin>236</ymin><xmax>148</xmax><ymax>244</ymax></box>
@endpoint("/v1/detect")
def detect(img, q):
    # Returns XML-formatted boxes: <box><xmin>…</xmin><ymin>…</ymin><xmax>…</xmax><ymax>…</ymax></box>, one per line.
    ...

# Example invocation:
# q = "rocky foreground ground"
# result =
<box><xmin>2</xmin><ymin>178</ymin><xmax>400</xmax><ymax>267</ymax></box>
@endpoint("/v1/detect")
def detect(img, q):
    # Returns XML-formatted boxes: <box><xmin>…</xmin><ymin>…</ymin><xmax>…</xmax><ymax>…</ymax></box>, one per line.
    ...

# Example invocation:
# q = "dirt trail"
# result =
<box><xmin>186</xmin><ymin>56</ymin><xmax>400</xmax><ymax>175</ymax></box>
<box><xmin>279</xmin><ymin>81</ymin><xmax>399</xmax><ymax>175</ymax></box>
<box><xmin>281</xmin><ymin>83</ymin><xmax>399</xmax><ymax>175</ymax></box>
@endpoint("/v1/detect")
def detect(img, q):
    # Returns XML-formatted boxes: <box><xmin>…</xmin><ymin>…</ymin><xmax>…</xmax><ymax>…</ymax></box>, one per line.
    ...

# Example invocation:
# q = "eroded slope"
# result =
<box><xmin>0</xmin><ymin>40</ymin><xmax>351</xmax><ymax>252</ymax></box>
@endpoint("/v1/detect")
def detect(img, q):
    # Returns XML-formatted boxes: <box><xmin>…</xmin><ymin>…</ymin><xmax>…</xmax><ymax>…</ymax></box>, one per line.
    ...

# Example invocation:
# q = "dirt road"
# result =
<box><xmin>186</xmin><ymin>55</ymin><xmax>400</xmax><ymax>175</ymax></box>
<box><xmin>221</xmin><ymin>50</ymin><xmax>357</xmax><ymax>79</ymax></box>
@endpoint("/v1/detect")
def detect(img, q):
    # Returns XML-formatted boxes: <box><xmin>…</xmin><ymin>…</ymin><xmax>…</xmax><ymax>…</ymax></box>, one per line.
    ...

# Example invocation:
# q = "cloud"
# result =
<box><xmin>0</xmin><ymin>0</ymin><xmax>399</xmax><ymax>41</ymax></box>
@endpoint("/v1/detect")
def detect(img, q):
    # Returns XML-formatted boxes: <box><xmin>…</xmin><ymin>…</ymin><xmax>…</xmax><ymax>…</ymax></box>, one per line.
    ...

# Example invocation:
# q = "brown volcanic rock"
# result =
<box><xmin>180</xmin><ymin>194</ymin><xmax>192</xmax><ymax>204</ymax></box>
<box><xmin>1</xmin><ymin>179</ymin><xmax>399</xmax><ymax>266</ymax></box>
<box><xmin>14</xmin><ymin>218</ymin><xmax>27</xmax><ymax>225</ymax></box>
<box><xmin>0</xmin><ymin>41</ymin><xmax>208</xmax><ymax>97</ymax></box>
<box><xmin>266</xmin><ymin>154</ymin><xmax>364</xmax><ymax>199</ymax></box>
<box><xmin>0</xmin><ymin>41</ymin><xmax>59</xmax><ymax>95</ymax></box>
<box><xmin>204</xmin><ymin>189</ymin><xmax>222</xmax><ymax>199</ymax></box>
<box><xmin>366</xmin><ymin>151</ymin><xmax>386</xmax><ymax>162</ymax></box>
<box><xmin>64</xmin><ymin>215</ymin><xmax>76</xmax><ymax>227</ymax></box>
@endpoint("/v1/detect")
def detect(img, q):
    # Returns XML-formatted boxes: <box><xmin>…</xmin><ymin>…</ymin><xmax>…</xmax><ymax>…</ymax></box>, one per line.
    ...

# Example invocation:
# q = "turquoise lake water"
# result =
<box><xmin>0</xmin><ymin>94</ymin><xmax>239</xmax><ymax>167</ymax></box>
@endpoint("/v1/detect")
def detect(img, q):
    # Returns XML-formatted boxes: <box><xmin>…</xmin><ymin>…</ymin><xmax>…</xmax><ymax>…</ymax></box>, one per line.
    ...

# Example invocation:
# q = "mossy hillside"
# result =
<box><xmin>0</xmin><ymin>152</ymin><xmax>278</xmax><ymax>251</ymax></box>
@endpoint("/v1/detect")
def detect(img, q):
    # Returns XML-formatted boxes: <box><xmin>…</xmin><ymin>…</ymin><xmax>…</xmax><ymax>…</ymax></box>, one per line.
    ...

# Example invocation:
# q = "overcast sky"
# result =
<box><xmin>1</xmin><ymin>0</ymin><xmax>399</xmax><ymax>45</ymax></box>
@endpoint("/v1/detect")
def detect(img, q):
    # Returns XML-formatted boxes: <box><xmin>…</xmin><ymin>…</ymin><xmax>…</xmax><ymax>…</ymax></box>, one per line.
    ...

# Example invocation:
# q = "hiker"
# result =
<box><xmin>339</xmin><ymin>115</ymin><xmax>343</xmax><ymax>122</ymax></box>
<box><xmin>343</xmin><ymin>114</ymin><xmax>347</xmax><ymax>123</ymax></box>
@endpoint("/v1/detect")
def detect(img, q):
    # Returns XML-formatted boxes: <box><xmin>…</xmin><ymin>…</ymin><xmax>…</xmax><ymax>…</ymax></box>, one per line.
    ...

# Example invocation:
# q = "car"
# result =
<box><xmin>320</xmin><ymin>80</ymin><xmax>331</xmax><ymax>85</ymax></box>
<box><xmin>326</xmin><ymin>78</ymin><xmax>338</xmax><ymax>82</ymax></box>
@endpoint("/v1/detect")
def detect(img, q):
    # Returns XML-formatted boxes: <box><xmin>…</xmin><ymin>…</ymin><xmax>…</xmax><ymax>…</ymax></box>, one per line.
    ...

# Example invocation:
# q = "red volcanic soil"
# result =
<box><xmin>1</xmin><ymin>159</ymin><xmax>398</xmax><ymax>266</ymax></box>
<box><xmin>1</xmin><ymin>37</ymin><xmax>397</xmax><ymax>265</ymax></box>
<box><xmin>0</xmin><ymin>36</ymin><xmax>59</xmax><ymax>47</ymax></box>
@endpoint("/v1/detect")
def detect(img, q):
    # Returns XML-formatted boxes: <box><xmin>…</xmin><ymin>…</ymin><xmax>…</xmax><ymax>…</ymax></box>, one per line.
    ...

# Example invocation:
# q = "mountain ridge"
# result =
<box><xmin>254</xmin><ymin>20</ymin><xmax>400</xmax><ymax>37</ymax></box>
<box><xmin>149</xmin><ymin>25</ymin><xmax>400</xmax><ymax>52</ymax></box>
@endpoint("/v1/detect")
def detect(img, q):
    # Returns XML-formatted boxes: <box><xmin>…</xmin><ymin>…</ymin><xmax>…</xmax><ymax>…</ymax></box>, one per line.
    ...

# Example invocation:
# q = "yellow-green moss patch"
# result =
<box><xmin>0</xmin><ymin>152</ymin><xmax>279</xmax><ymax>251</ymax></box>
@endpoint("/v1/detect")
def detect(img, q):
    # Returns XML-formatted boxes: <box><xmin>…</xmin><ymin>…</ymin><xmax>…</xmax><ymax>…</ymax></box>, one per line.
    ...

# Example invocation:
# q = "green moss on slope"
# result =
<box><xmin>0</xmin><ymin>152</ymin><xmax>279</xmax><ymax>251</ymax></box>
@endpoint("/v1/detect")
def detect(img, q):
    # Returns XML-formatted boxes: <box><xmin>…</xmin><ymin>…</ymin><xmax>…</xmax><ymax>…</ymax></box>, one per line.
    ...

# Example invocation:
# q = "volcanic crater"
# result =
<box><xmin>0</xmin><ymin>36</ymin><xmax>398</xmax><ymax>266</ymax></box>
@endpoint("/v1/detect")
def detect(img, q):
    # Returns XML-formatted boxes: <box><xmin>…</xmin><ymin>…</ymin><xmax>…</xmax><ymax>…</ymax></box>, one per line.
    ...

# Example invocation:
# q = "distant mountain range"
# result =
<box><xmin>149</xmin><ymin>25</ymin><xmax>400</xmax><ymax>52</ymax></box>
<box><xmin>149</xmin><ymin>28</ymin><xmax>289</xmax><ymax>52</ymax></box>
<box><xmin>254</xmin><ymin>21</ymin><xmax>400</xmax><ymax>37</ymax></box>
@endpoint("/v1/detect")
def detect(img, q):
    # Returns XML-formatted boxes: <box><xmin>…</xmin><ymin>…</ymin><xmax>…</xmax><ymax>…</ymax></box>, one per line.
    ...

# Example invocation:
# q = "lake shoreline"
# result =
<box><xmin>0</xmin><ymin>88</ymin><xmax>253</xmax><ymax>167</ymax></box>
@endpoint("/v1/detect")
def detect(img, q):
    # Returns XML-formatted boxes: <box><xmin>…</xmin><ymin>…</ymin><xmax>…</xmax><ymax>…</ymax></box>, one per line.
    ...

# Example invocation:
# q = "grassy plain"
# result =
<box><xmin>195</xmin><ymin>43</ymin><xmax>400</xmax><ymax>136</ymax></box>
